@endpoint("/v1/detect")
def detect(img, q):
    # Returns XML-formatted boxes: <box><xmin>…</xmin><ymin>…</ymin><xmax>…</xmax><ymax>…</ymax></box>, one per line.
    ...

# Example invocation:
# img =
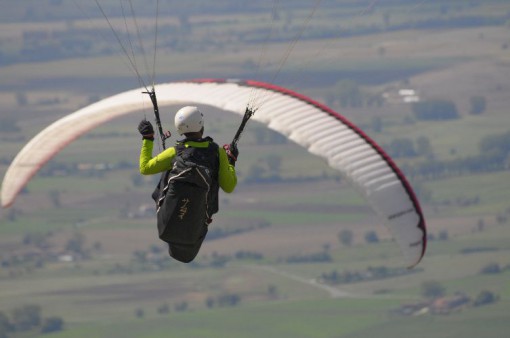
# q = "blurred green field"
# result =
<box><xmin>33</xmin><ymin>300</ymin><xmax>509</xmax><ymax>338</ymax></box>
<box><xmin>39</xmin><ymin>299</ymin><xmax>393</xmax><ymax>338</ymax></box>
<box><xmin>2</xmin><ymin>176</ymin><xmax>505</xmax><ymax>338</ymax></box>
<box><xmin>1</xmin><ymin>1</ymin><xmax>510</xmax><ymax>337</ymax></box>
<box><xmin>1</xmin><ymin>208</ymin><xmax>509</xmax><ymax>338</ymax></box>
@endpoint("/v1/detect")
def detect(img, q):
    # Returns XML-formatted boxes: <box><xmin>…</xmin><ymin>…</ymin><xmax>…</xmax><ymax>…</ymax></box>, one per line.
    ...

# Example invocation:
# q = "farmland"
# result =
<box><xmin>1</xmin><ymin>1</ymin><xmax>510</xmax><ymax>337</ymax></box>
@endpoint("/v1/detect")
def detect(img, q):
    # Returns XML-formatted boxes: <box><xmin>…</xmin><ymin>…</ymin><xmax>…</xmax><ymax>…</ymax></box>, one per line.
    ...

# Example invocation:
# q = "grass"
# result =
<box><xmin>223</xmin><ymin>209</ymin><xmax>364</xmax><ymax>226</ymax></box>
<box><xmin>251</xmin><ymin>185</ymin><xmax>367</xmax><ymax>206</ymax></box>
<box><xmin>424</xmin><ymin>171</ymin><xmax>510</xmax><ymax>216</ymax></box>
<box><xmin>32</xmin><ymin>293</ymin><xmax>510</xmax><ymax>338</ymax></box>
<box><xmin>40</xmin><ymin>298</ymin><xmax>394</xmax><ymax>338</ymax></box>
<box><xmin>343</xmin><ymin>306</ymin><xmax>510</xmax><ymax>338</ymax></box>
<box><xmin>380</xmin><ymin>111</ymin><xmax>510</xmax><ymax>161</ymax></box>
<box><xmin>25</xmin><ymin>175</ymin><xmax>129</xmax><ymax>194</ymax></box>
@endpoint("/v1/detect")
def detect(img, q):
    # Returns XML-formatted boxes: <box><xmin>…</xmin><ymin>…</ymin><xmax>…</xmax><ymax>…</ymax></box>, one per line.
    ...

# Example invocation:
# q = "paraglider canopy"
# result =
<box><xmin>0</xmin><ymin>79</ymin><xmax>426</xmax><ymax>268</ymax></box>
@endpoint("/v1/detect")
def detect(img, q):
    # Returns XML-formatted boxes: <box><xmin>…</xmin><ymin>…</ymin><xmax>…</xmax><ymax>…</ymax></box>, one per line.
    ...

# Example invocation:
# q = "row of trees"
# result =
<box><xmin>382</xmin><ymin>136</ymin><xmax>433</xmax><ymax>159</ymax></box>
<box><xmin>325</xmin><ymin>80</ymin><xmax>384</xmax><ymax>108</ymax></box>
<box><xmin>393</xmin><ymin>281</ymin><xmax>500</xmax><ymax>316</ymax></box>
<box><xmin>128</xmin><ymin>244</ymin><xmax>266</xmax><ymax>272</ymax></box>
<box><xmin>338</xmin><ymin>228</ymin><xmax>451</xmax><ymax>249</ymax></box>
<box><xmin>6</xmin><ymin>0</ymin><xmax>506</xmax><ymax>68</ymax></box>
<box><xmin>421</xmin><ymin>280</ymin><xmax>499</xmax><ymax>307</ymax></box>
<box><xmin>0</xmin><ymin>230</ymin><xmax>101</xmax><ymax>277</ymax></box>
<box><xmin>326</xmin><ymin>79</ymin><xmax>487</xmax><ymax>119</ymax></box>
<box><xmin>337</xmin><ymin>229</ymin><xmax>380</xmax><ymax>247</ymax></box>
<box><xmin>135</xmin><ymin>285</ymin><xmax>279</xmax><ymax>319</ymax></box>
<box><xmin>285</xmin><ymin>251</ymin><xmax>332</xmax><ymax>264</ymax></box>
<box><xmin>206</xmin><ymin>293</ymin><xmax>241</xmax><ymax>309</ymax></box>
<box><xmin>321</xmin><ymin>265</ymin><xmax>420</xmax><ymax>285</ymax></box>
<box><xmin>0</xmin><ymin>305</ymin><xmax>63</xmax><ymax>337</ymax></box>
<box><xmin>399</xmin><ymin>129</ymin><xmax>510</xmax><ymax>180</ymax></box>
<box><xmin>412</xmin><ymin>100</ymin><xmax>459</xmax><ymax>120</ymax></box>
<box><xmin>134</xmin><ymin>290</ymin><xmax>250</xmax><ymax>319</ymax></box>
<box><xmin>411</xmin><ymin>96</ymin><xmax>487</xmax><ymax>121</ymax></box>
<box><xmin>479</xmin><ymin>262</ymin><xmax>510</xmax><ymax>275</ymax></box>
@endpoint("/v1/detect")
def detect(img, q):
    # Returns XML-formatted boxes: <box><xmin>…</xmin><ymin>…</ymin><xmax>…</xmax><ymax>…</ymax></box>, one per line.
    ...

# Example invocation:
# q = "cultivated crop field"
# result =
<box><xmin>1</xmin><ymin>1</ymin><xmax>510</xmax><ymax>337</ymax></box>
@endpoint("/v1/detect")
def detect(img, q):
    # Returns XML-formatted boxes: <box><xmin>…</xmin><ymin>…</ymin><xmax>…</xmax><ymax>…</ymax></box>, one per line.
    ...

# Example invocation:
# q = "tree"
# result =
<box><xmin>338</xmin><ymin>229</ymin><xmax>354</xmax><ymax>246</ymax></box>
<box><xmin>267</xmin><ymin>285</ymin><xmax>279</xmax><ymax>299</ymax></box>
<box><xmin>496</xmin><ymin>213</ymin><xmax>507</xmax><ymax>224</ymax></box>
<box><xmin>217</xmin><ymin>293</ymin><xmax>241</xmax><ymax>307</ymax></box>
<box><xmin>388</xmin><ymin>138</ymin><xmax>417</xmax><ymax>158</ymax></box>
<box><xmin>421</xmin><ymin>280</ymin><xmax>445</xmax><ymax>299</ymax></box>
<box><xmin>480</xmin><ymin>263</ymin><xmax>501</xmax><ymax>275</ymax></box>
<box><xmin>364</xmin><ymin>230</ymin><xmax>379</xmax><ymax>244</ymax></box>
<box><xmin>133</xmin><ymin>250</ymin><xmax>148</xmax><ymax>263</ymax></box>
<box><xmin>366</xmin><ymin>94</ymin><xmax>384</xmax><ymax>108</ymax></box>
<box><xmin>6</xmin><ymin>208</ymin><xmax>18</xmax><ymax>222</ymax></box>
<box><xmin>474</xmin><ymin>290</ymin><xmax>499</xmax><ymax>307</ymax></box>
<box><xmin>477</xmin><ymin>218</ymin><xmax>485</xmax><ymax>232</ymax></box>
<box><xmin>49</xmin><ymin>190</ymin><xmax>61</xmax><ymax>208</ymax></box>
<box><xmin>40</xmin><ymin>317</ymin><xmax>64</xmax><ymax>334</ymax></box>
<box><xmin>438</xmin><ymin>230</ymin><xmax>449</xmax><ymax>241</ymax></box>
<box><xmin>157</xmin><ymin>303</ymin><xmax>170</xmax><ymax>314</ymax></box>
<box><xmin>134</xmin><ymin>308</ymin><xmax>144</xmax><ymax>319</ymax></box>
<box><xmin>205</xmin><ymin>297</ymin><xmax>215</xmax><ymax>309</ymax></box>
<box><xmin>150</xmin><ymin>244</ymin><xmax>163</xmax><ymax>255</ymax></box>
<box><xmin>412</xmin><ymin>100</ymin><xmax>459</xmax><ymax>120</ymax></box>
<box><xmin>416</xmin><ymin>136</ymin><xmax>433</xmax><ymax>156</ymax></box>
<box><xmin>174</xmin><ymin>301</ymin><xmax>188</xmax><ymax>312</ymax></box>
<box><xmin>93</xmin><ymin>241</ymin><xmax>103</xmax><ymax>251</ymax></box>
<box><xmin>371</xmin><ymin>116</ymin><xmax>383</xmax><ymax>133</ymax></box>
<box><xmin>335</xmin><ymin>80</ymin><xmax>363</xmax><ymax>108</ymax></box>
<box><xmin>479</xmin><ymin>131</ymin><xmax>510</xmax><ymax>156</ymax></box>
<box><xmin>23</xmin><ymin>232</ymin><xmax>49</xmax><ymax>248</ymax></box>
<box><xmin>0</xmin><ymin>311</ymin><xmax>12</xmax><ymax>337</ymax></box>
<box><xmin>469</xmin><ymin>96</ymin><xmax>487</xmax><ymax>115</ymax></box>
<box><xmin>66</xmin><ymin>232</ymin><xmax>85</xmax><ymax>254</ymax></box>
<box><xmin>11</xmin><ymin>304</ymin><xmax>41</xmax><ymax>331</ymax></box>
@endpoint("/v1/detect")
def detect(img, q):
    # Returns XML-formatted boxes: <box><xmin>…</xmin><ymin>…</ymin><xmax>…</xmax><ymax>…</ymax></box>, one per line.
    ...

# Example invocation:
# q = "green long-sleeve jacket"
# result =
<box><xmin>139</xmin><ymin>139</ymin><xmax>237</xmax><ymax>193</ymax></box>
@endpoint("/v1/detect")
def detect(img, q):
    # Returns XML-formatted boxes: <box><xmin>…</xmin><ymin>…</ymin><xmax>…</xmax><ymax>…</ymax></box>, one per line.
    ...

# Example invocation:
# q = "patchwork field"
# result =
<box><xmin>1</xmin><ymin>1</ymin><xmax>510</xmax><ymax>337</ymax></box>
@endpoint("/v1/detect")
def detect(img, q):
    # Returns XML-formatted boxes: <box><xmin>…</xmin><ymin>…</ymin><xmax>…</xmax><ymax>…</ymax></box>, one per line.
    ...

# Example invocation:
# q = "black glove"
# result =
<box><xmin>223</xmin><ymin>144</ymin><xmax>239</xmax><ymax>166</ymax></box>
<box><xmin>138</xmin><ymin>119</ymin><xmax>154</xmax><ymax>140</ymax></box>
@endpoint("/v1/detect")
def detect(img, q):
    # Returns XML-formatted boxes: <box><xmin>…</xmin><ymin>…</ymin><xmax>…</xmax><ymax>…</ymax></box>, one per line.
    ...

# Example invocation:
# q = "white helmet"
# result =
<box><xmin>174</xmin><ymin>106</ymin><xmax>204</xmax><ymax>135</ymax></box>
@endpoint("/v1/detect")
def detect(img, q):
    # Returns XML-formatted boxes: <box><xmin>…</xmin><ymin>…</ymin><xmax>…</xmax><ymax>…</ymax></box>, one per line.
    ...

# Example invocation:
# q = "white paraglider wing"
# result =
<box><xmin>1</xmin><ymin>79</ymin><xmax>426</xmax><ymax>267</ymax></box>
